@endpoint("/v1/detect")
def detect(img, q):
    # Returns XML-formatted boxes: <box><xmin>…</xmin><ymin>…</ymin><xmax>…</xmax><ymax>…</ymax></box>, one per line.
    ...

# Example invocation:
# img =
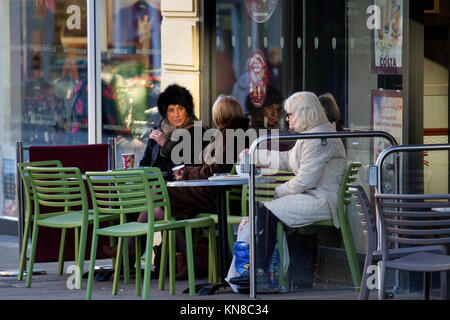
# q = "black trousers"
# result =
<box><xmin>255</xmin><ymin>205</ymin><xmax>281</xmax><ymax>271</ymax></box>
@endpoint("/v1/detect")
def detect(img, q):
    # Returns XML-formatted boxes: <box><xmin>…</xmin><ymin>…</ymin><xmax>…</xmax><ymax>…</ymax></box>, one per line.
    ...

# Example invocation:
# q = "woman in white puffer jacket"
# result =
<box><xmin>245</xmin><ymin>91</ymin><xmax>347</xmax><ymax>291</ymax></box>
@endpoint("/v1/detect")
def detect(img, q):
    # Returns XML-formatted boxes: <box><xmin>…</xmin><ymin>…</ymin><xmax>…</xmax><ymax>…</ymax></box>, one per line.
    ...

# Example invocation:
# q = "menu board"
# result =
<box><xmin>372</xmin><ymin>0</ymin><xmax>403</xmax><ymax>75</ymax></box>
<box><xmin>371</xmin><ymin>89</ymin><xmax>403</xmax><ymax>161</ymax></box>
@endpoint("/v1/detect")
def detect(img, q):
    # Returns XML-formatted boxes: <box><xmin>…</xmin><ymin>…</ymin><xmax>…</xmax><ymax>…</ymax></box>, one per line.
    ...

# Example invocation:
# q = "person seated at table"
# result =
<box><xmin>139</xmin><ymin>95</ymin><xmax>250</xmax><ymax>279</ymax></box>
<box><xmin>169</xmin><ymin>94</ymin><xmax>250</xmax><ymax>214</ymax></box>
<box><xmin>318</xmin><ymin>92</ymin><xmax>344</xmax><ymax>132</ymax></box>
<box><xmin>102</xmin><ymin>84</ymin><xmax>208</xmax><ymax>261</ymax></box>
<box><xmin>245</xmin><ymin>85</ymin><xmax>292</xmax><ymax>151</ymax></box>
<box><xmin>139</xmin><ymin>83</ymin><xmax>208</xmax><ymax>174</ymax></box>
<box><xmin>246</xmin><ymin>84</ymin><xmax>283</xmax><ymax>130</ymax></box>
<box><xmin>239</xmin><ymin>91</ymin><xmax>347</xmax><ymax>292</ymax></box>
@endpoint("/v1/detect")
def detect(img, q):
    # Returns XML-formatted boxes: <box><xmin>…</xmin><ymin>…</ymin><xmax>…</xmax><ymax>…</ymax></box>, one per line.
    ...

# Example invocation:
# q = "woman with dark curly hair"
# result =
<box><xmin>139</xmin><ymin>84</ymin><xmax>208</xmax><ymax>173</ymax></box>
<box><xmin>102</xmin><ymin>84</ymin><xmax>208</xmax><ymax>270</ymax></box>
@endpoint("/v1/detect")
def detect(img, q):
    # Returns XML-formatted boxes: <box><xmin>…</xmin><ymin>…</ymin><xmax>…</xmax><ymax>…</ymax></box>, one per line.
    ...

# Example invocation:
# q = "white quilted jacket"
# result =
<box><xmin>256</xmin><ymin>122</ymin><xmax>347</xmax><ymax>228</ymax></box>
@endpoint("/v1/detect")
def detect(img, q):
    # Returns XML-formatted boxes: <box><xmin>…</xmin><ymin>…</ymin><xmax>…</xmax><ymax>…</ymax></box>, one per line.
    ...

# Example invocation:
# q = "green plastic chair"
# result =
<box><xmin>242</xmin><ymin>162</ymin><xmax>362</xmax><ymax>290</ymax></box>
<box><xmin>85</xmin><ymin>168</ymin><xmax>218</xmax><ymax>299</ymax></box>
<box><xmin>25</xmin><ymin>166</ymin><xmax>99</xmax><ymax>290</ymax></box>
<box><xmin>17</xmin><ymin>160</ymin><xmax>62</xmax><ymax>281</ymax></box>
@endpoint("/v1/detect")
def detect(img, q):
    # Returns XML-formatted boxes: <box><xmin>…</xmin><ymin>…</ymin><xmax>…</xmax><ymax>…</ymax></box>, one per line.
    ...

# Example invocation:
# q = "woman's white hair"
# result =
<box><xmin>284</xmin><ymin>91</ymin><xmax>328</xmax><ymax>132</ymax></box>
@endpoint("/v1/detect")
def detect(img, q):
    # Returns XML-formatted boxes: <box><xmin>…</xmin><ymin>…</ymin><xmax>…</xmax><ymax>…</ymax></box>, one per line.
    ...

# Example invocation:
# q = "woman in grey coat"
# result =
<box><xmin>242</xmin><ymin>91</ymin><xmax>347</xmax><ymax>291</ymax></box>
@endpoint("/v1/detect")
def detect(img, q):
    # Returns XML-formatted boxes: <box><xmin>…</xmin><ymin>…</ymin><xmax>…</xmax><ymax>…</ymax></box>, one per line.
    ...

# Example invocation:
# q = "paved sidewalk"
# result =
<box><xmin>0</xmin><ymin>235</ymin><xmax>438</xmax><ymax>301</ymax></box>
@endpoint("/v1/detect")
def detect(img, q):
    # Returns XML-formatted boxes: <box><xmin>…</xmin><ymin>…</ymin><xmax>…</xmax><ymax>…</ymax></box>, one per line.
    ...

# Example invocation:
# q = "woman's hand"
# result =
<box><xmin>149</xmin><ymin>129</ymin><xmax>168</xmax><ymax>147</ymax></box>
<box><xmin>174</xmin><ymin>168</ymin><xmax>185</xmax><ymax>181</ymax></box>
<box><xmin>174</xmin><ymin>172</ymin><xmax>184</xmax><ymax>181</ymax></box>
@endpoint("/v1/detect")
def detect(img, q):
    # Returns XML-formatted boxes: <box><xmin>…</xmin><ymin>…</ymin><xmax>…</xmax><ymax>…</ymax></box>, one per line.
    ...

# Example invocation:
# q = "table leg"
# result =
<box><xmin>196</xmin><ymin>187</ymin><xmax>231</xmax><ymax>295</ymax></box>
<box><xmin>216</xmin><ymin>187</ymin><xmax>231</xmax><ymax>282</ymax></box>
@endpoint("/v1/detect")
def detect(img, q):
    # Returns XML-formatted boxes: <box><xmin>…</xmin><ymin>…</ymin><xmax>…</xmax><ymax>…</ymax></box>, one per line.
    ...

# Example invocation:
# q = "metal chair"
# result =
<box><xmin>375</xmin><ymin>193</ymin><xmax>450</xmax><ymax>300</ymax></box>
<box><xmin>349</xmin><ymin>185</ymin><xmax>447</xmax><ymax>300</ymax></box>
<box><xmin>25</xmin><ymin>166</ymin><xmax>106</xmax><ymax>290</ymax></box>
<box><xmin>17</xmin><ymin>160</ymin><xmax>62</xmax><ymax>281</ymax></box>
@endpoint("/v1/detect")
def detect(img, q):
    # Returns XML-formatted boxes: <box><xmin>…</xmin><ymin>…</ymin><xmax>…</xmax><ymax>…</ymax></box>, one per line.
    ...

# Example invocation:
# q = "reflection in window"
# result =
<box><xmin>102</xmin><ymin>0</ymin><xmax>162</xmax><ymax>168</ymax></box>
<box><xmin>21</xmin><ymin>0</ymin><xmax>88</xmax><ymax>146</ymax></box>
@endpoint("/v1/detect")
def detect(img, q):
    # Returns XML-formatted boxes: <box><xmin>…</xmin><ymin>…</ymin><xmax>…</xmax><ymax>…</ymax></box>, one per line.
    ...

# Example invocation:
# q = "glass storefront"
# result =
<box><xmin>100</xmin><ymin>0</ymin><xmax>162</xmax><ymax>168</ymax></box>
<box><xmin>0</xmin><ymin>0</ymin><xmax>448</xmax><ymax>297</ymax></box>
<box><xmin>215</xmin><ymin>0</ymin><xmax>406</xmax><ymax>134</ymax></box>
<box><xmin>0</xmin><ymin>0</ymin><xmax>161</xmax><ymax>220</ymax></box>
<box><xmin>214</xmin><ymin>0</ymin><xmax>448</xmax><ymax>293</ymax></box>
<box><xmin>1</xmin><ymin>0</ymin><xmax>90</xmax><ymax>219</ymax></box>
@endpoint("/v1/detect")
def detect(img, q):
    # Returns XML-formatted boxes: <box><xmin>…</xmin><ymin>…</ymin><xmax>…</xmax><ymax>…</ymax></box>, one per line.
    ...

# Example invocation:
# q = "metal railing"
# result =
<box><xmin>245</xmin><ymin>130</ymin><xmax>397</xmax><ymax>298</ymax></box>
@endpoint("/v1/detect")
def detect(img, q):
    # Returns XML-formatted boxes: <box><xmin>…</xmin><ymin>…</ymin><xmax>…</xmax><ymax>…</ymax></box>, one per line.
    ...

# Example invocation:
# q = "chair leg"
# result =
<box><xmin>26</xmin><ymin>222</ymin><xmax>39</xmax><ymax>288</ymax></box>
<box><xmin>169</xmin><ymin>230</ymin><xmax>176</xmax><ymax>295</ymax></box>
<box><xmin>276</xmin><ymin>222</ymin><xmax>286</xmax><ymax>289</ymax></box>
<box><xmin>227</xmin><ymin>224</ymin><xmax>235</xmax><ymax>257</ymax></box>
<box><xmin>158</xmin><ymin>230</ymin><xmax>168</xmax><ymax>291</ymax></box>
<box><xmin>76</xmin><ymin>222</ymin><xmax>88</xmax><ymax>290</ymax></box>
<box><xmin>135</xmin><ymin>236</ymin><xmax>142</xmax><ymax>297</ymax></box>
<box><xmin>208</xmin><ymin>224</ymin><xmax>218</xmax><ymax>284</ymax></box>
<box><xmin>85</xmin><ymin>232</ymin><xmax>99</xmax><ymax>300</ymax></box>
<box><xmin>109</xmin><ymin>221</ymin><xmax>117</xmax><ymax>268</ymax></box>
<box><xmin>424</xmin><ymin>272</ymin><xmax>430</xmax><ymax>300</ymax></box>
<box><xmin>122</xmin><ymin>236</ymin><xmax>130</xmax><ymax>284</ymax></box>
<box><xmin>441</xmin><ymin>271</ymin><xmax>448</xmax><ymax>300</ymax></box>
<box><xmin>75</xmin><ymin>228</ymin><xmax>80</xmax><ymax>266</ymax></box>
<box><xmin>359</xmin><ymin>255</ymin><xmax>373</xmax><ymax>300</ymax></box>
<box><xmin>339</xmin><ymin>219</ymin><xmax>362</xmax><ymax>291</ymax></box>
<box><xmin>57</xmin><ymin>229</ymin><xmax>67</xmax><ymax>276</ymax></box>
<box><xmin>18</xmin><ymin>217</ymin><xmax>31</xmax><ymax>281</ymax></box>
<box><xmin>143</xmin><ymin>228</ymin><xmax>154</xmax><ymax>300</ymax></box>
<box><xmin>185</xmin><ymin>226</ymin><xmax>195</xmax><ymax>296</ymax></box>
<box><xmin>377</xmin><ymin>261</ymin><xmax>386</xmax><ymax>300</ymax></box>
<box><xmin>112</xmin><ymin>237</ymin><xmax>123</xmax><ymax>296</ymax></box>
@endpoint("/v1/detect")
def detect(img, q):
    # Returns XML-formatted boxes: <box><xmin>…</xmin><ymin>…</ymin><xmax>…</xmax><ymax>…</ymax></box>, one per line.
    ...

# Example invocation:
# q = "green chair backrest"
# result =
<box><xmin>86</xmin><ymin>169</ymin><xmax>153</xmax><ymax>225</ymax></box>
<box><xmin>18</xmin><ymin>160</ymin><xmax>62</xmax><ymax>218</ymax></box>
<box><xmin>27</xmin><ymin>166</ymin><xmax>88</xmax><ymax>219</ymax></box>
<box><xmin>337</xmin><ymin>162</ymin><xmax>362</xmax><ymax>221</ymax></box>
<box><xmin>139</xmin><ymin>167</ymin><xmax>173</xmax><ymax>222</ymax></box>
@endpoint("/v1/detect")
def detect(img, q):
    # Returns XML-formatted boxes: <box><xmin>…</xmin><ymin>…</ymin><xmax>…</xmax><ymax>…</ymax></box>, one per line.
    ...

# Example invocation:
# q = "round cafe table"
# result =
<box><xmin>166</xmin><ymin>176</ymin><xmax>251</xmax><ymax>295</ymax></box>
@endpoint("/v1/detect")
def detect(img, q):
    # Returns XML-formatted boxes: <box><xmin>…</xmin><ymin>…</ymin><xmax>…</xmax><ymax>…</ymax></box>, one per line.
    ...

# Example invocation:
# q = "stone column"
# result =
<box><xmin>161</xmin><ymin>0</ymin><xmax>201</xmax><ymax>118</ymax></box>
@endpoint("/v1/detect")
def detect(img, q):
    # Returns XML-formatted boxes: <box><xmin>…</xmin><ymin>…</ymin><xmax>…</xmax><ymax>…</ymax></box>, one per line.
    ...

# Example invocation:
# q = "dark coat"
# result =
<box><xmin>139</xmin><ymin>118</ymin><xmax>208</xmax><ymax>177</ymax></box>
<box><xmin>168</xmin><ymin>117</ymin><xmax>250</xmax><ymax>217</ymax></box>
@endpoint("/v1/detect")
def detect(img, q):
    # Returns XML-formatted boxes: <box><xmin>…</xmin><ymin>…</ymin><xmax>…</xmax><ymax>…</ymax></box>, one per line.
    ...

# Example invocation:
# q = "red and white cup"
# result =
<box><xmin>172</xmin><ymin>164</ymin><xmax>185</xmax><ymax>179</ymax></box>
<box><xmin>121</xmin><ymin>153</ymin><xmax>135</xmax><ymax>169</ymax></box>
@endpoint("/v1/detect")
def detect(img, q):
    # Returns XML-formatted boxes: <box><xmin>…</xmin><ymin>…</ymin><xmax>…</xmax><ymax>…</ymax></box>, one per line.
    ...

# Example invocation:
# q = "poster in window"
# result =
<box><xmin>371</xmin><ymin>0</ymin><xmax>403</xmax><ymax>75</ymax></box>
<box><xmin>371</xmin><ymin>89</ymin><xmax>402</xmax><ymax>162</ymax></box>
<box><xmin>247</xmin><ymin>50</ymin><xmax>269</xmax><ymax>108</ymax></box>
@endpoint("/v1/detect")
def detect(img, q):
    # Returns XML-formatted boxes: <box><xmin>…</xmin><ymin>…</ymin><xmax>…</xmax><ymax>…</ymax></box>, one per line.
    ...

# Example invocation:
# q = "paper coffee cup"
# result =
<box><xmin>121</xmin><ymin>153</ymin><xmax>135</xmax><ymax>169</ymax></box>
<box><xmin>172</xmin><ymin>164</ymin><xmax>185</xmax><ymax>177</ymax></box>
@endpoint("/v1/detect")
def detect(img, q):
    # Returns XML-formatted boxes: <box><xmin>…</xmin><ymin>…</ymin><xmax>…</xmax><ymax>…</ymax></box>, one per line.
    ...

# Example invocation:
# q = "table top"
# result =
<box><xmin>166</xmin><ymin>178</ymin><xmax>249</xmax><ymax>187</ymax></box>
<box><xmin>166</xmin><ymin>175</ymin><xmax>274</xmax><ymax>187</ymax></box>
<box><xmin>432</xmin><ymin>207</ymin><xmax>450</xmax><ymax>212</ymax></box>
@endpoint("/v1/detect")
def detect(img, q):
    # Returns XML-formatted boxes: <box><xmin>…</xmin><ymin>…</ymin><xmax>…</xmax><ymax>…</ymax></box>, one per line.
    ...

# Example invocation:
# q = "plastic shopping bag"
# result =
<box><xmin>225</xmin><ymin>217</ymin><xmax>249</xmax><ymax>293</ymax></box>
<box><xmin>225</xmin><ymin>216</ymin><xmax>290</xmax><ymax>293</ymax></box>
